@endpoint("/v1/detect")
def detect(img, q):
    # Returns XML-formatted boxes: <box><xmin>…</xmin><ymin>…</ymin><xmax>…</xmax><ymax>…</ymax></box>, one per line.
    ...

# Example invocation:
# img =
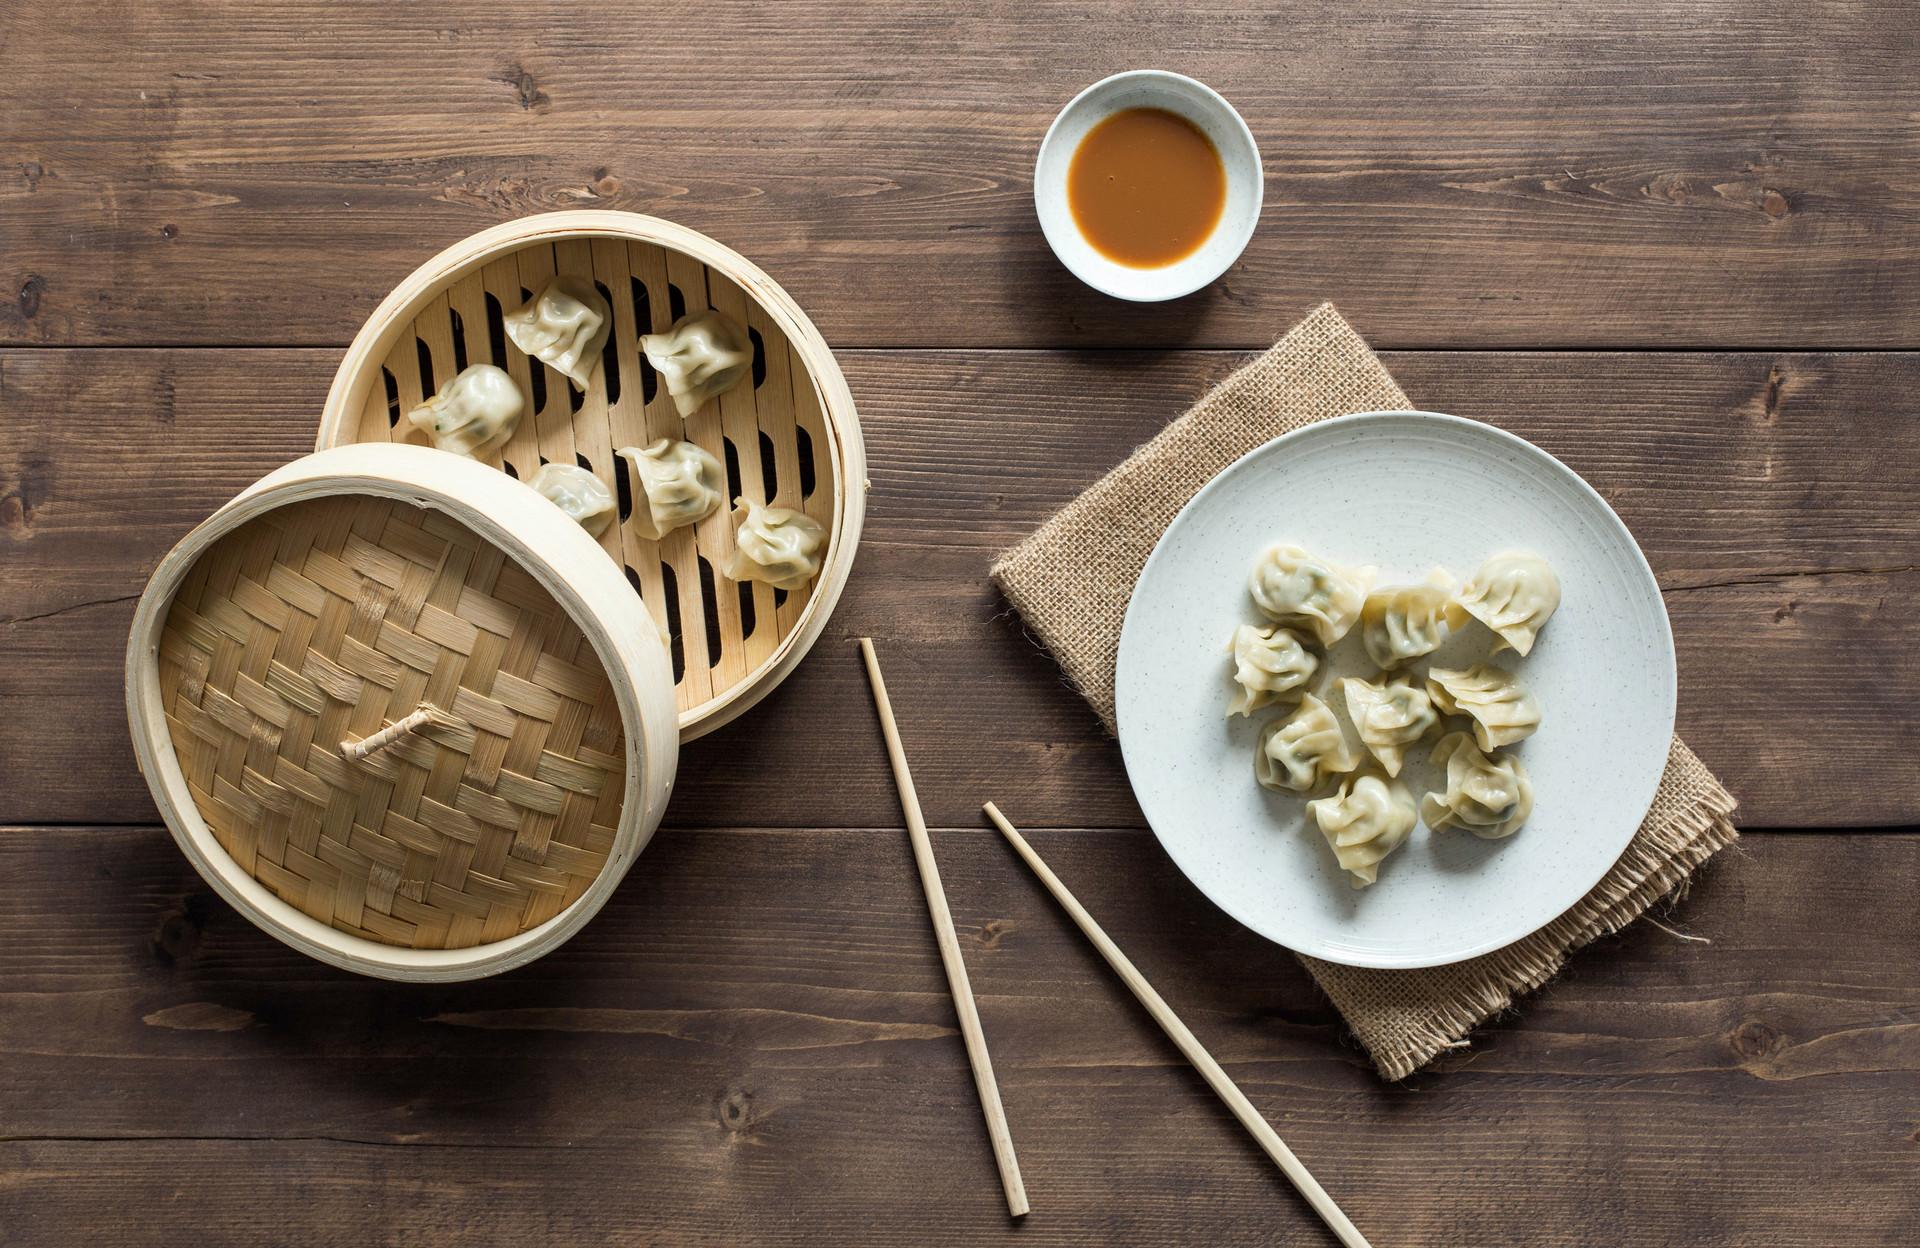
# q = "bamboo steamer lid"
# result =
<box><xmin>125</xmin><ymin>443</ymin><xmax>680</xmax><ymax>981</ymax></box>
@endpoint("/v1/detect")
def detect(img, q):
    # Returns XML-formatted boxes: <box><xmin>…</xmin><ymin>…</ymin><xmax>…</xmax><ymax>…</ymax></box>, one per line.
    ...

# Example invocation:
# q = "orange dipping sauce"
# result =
<box><xmin>1067</xmin><ymin>107</ymin><xmax>1227</xmax><ymax>268</ymax></box>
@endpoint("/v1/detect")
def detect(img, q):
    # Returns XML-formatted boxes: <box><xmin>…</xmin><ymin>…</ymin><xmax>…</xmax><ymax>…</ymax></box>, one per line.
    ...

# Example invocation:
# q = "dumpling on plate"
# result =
<box><xmin>526</xmin><ymin>462</ymin><xmax>615</xmax><ymax>538</ymax></box>
<box><xmin>1359</xmin><ymin>570</ymin><xmax>1465</xmax><ymax>669</ymax></box>
<box><xmin>617</xmin><ymin>439</ymin><xmax>725</xmax><ymax>539</ymax></box>
<box><xmin>1246</xmin><ymin>544</ymin><xmax>1375</xmax><ymax>646</ymax></box>
<box><xmin>1225</xmin><ymin>623</ymin><xmax>1318</xmax><ymax>717</ymax></box>
<box><xmin>1456</xmin><ymin>551</ymin><xmax>1560</xmax><ymax>656</ymax></box>
<box><xmin>406</xmin><ymin>364</ymin><xmax>524</xmax><ymax>459</ymax></box>
<box><xmin>641</xmin><ymin>310</ymin><xmax>752</xmax><ymax>418</ymax></box>
<box><xmin>506</xmin><ymin>276</ymin><xmax>610</xmax><ymax>391</ymax></box>
<box><xmin>1426</xmin><ymin>663</ymin><xmax>1541</xmax><ymax>749</ymax></box>
<box><xmin>1255</xmin><ymin>692</ymin><xmax>1359</xmax><ymax>795</ymax></box>
<box><xmin>1421</xmin><ymin>731</ymin><xmax>1533</xmax><ymax>839</ymax></box>
<box><xmin>724</xmin><ymin>497</ymin><xmax>826</xmax><ymax>590</ymax></box>
<box><xmin>1340</xmin><ymin>672</ymin><xmax>1439</xmax><ymax>777</ymax></box>
<box><xmin>1306</xmin><ymin>768</ymin><xmax>1416</xmax><ymax>888</ymax></box>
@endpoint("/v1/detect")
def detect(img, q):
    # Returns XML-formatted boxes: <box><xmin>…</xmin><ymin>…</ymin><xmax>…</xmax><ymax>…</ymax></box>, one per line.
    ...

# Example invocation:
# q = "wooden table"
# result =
<box><xmin>3</xmin><ymin>3</ymin><xmax>1916</xmax><ymax>1244</ymax></box>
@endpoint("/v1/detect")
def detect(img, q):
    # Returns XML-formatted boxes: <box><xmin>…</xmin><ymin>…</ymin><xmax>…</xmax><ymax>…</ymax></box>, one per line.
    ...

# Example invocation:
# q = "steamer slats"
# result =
<box><xmin>554</xmin><ymin>237</ymin><xmax>623</xmax><ymax>566</ymax></box>
<box><xmin>442</xmin><ymin>268</ymin><xmax>502</xmax><ymax>470</ymax></box>
<box><xmin>412</xmin><ymin>291</ymin><xmax>458</xmax><ymax>441</ymax></box>
<box><xmin>513</xmin><ymin>245</ymin><xmax>573</xmax><ymax>473</ymax></box>
<box><xmin>357</xmin><ymin>375</ymin><xmax>389</xmax><ymax>444</ymax></box>
<box><xmin>594</xmin><ymin>238</ymin><xmax>669</xmax><ymax>651</ymax></box>
<box><xmin>483</xmin><ymin>255</ymin><xmax>542</xmax><ymax>480</ymax></box>
<box><xmin>387</xmin><ymin>325</ymin><xmax>425</xmax><ymax>443</ymax></box>
<box><xmin>789</xmin><ymin>350</ymin><xmax>834</xmax><ymax>526</ymax></box>
<box><xmin>745</xmin><ymin>307</ymin><xmax>815</xmax><ymax>638</ymax></box>
<box><xmin>706</xmin><ymin>271</ymin><xmax>781</xmax><ymax>670</ymax></box>
<box><xmin>665</xmin><ymin>245</ymin><xmax>750</xmax><ymax>694</ymax></box>
<box><xmin>316</xmin><ymin>213</ymin><xmax>866</xmax><ymax>741</ymax></box>
<box><xmin>631</xmin><ymin>238</ymin><xmax>715</xmax><ymax>706</ymax></box>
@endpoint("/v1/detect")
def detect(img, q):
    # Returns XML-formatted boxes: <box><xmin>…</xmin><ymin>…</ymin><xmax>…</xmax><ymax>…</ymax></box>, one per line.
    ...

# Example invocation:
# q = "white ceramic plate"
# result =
<box><xmin>1116</xmin><ymin>411</ymin><xmax>1675</xmax><ymax>969</ymax></box>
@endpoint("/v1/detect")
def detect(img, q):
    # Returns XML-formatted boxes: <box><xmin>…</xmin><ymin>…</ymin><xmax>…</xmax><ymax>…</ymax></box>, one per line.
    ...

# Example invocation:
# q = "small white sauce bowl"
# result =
<box><xmin>1034</xmin><ymin>70</ymin><xmax>1263</xmax><ymax>302</ymax></box>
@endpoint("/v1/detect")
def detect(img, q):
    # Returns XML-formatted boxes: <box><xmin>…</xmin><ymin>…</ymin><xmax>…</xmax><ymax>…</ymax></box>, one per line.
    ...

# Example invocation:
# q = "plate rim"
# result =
<box><xmin>1115</xmin><ymin>408</ymin><xmax>1677</xmax><ymax>970</ymax></box>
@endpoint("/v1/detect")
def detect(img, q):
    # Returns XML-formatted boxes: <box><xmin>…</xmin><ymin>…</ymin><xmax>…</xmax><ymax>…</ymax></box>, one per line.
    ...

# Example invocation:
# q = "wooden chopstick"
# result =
<box><xmin>857</xmin><ymin>640</ymin><xmax>1030</xmax><ymax>1218</ymax></box>
<box><xmin>983</xmin><ymin>801</ymin><xmax>1373</xmax><ymax>1248</ymax></box>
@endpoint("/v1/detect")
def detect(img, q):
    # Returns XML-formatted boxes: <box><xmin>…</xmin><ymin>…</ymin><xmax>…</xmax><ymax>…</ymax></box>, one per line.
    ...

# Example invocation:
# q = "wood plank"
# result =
<box><xmin>0</xmin><ymin>824</ymin><xmax>1915</xmax><ymax>1246</ymax></box>
<box><xmin>2</xmin><ymin>1</ymin><xmax>1916</xmax><ymax>350</ymax></box>
<box><xmin>2</xmin><ymin>348</ymin><xmax>1915</xmax><ymax>826</ymax></box>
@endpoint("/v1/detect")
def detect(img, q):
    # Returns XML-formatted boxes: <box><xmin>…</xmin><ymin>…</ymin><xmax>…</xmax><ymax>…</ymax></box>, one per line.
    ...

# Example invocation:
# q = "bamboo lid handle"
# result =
<box><xmin>341</xmin><ymin>704</ymin><xmax>440</xmax><ymax>763</ymax></box>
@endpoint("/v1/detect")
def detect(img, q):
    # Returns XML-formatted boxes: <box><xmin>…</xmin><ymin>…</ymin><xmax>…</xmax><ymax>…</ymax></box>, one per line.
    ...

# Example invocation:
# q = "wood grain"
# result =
<box><xmin>6</xmin><ymin>4</ymin><xmax>1916</xmax><ymax>1240</ymax></box>
<box><xmin>2</xmin><ymin>347</ymin><xmax>1915</xmax><ymax>827</ymax></box>
<box><xmin>860</xmin><ymin>640</ymin><xmax>1029</xmax><ymax>1217</ymax></box>
<box><xmin>984</xmin><ymin>803</ymin><xmax>1370</xmax><ymax>1248</ymax></box>
<box><xmin>1</xmin><ymin>823</ymin><xmax>1915</xmax><ymax>1246</ymax></box>
<box><xmin>3</xmin><ymin>1</ymin><xmax>1917</xmax><ymax>350</ymax></box>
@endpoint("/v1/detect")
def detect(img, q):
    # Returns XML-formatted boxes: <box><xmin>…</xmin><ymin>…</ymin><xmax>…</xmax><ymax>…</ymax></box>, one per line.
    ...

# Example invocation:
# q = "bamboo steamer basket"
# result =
<box><xmin>125</xmin><ymin>443</ymin><xmax>681</xmax><ymax>981</ymax></box>
<box><xmin>315</xmin><ymin>210</ymin><xmax>867</xmax><ymax>740</ymax></box>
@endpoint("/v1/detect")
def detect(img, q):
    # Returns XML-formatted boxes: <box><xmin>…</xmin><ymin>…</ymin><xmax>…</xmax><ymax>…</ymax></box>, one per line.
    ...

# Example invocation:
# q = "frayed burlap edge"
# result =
<box><xmin>1303</xmin><ymin>737</ymin><xmax>1738</xmax><ymax>1080</ymax></box>
<box><xmin>988</xmin><ymin>301</ymin><xmax>1741</xmax><ymax>1080</ymax></box>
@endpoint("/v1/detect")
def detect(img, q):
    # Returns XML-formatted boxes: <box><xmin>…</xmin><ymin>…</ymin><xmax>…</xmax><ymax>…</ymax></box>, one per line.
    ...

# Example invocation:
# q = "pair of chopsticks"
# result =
<box><xmin>857</xmin><ymin>639</ymin><xmax>1373</xmax><ymax>1247</ymax></box>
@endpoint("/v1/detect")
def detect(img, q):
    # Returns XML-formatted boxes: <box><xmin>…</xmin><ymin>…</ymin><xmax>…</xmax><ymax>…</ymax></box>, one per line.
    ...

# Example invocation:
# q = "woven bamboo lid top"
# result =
<box><xmin>156</xmin><ymin>490</ymin><xmax>629</xmax><ymax>951</ymax></box>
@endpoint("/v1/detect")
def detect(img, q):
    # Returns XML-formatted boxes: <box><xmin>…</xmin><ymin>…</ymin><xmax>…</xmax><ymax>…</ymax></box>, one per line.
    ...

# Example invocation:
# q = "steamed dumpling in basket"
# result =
<box><xmin>506</xmin><ymin>276</ymin><xmax>610</xmax><ymax>391</ymax></box>
<box><xmin>724</xmin><ymin>497</ymin><xmax>826</xmax><ymax>590</ymax></box>
<box><xmin>642</xmin><ymin>310</ymin><xmax>753</xmax><ymax>418</ymax></box>
<box><xmin>527</xmin><ymin>462</ymin><xmax>615</xmax><ymax>538</ymax></box>
<box><xmin>618</xmin><ymin>439</ymin><xmax>725</xmax><ymax>539</ymax></box>
<box><xmin>406</xmin><ymin>364</ymin><xmax>524</xmax><ymax>459</ymax></box>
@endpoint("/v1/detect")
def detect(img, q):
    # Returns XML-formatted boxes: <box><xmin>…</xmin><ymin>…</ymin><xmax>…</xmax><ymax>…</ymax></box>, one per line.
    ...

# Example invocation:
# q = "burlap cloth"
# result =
<box><xmin>991</xmin><ymin>302</ymin><xmax>1739</xmax><ymax>1080</ymax></box>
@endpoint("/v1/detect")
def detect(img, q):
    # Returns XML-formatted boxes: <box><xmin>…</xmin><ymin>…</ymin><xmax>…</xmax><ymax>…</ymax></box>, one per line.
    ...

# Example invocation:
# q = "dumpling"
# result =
<box><xmin>1420</xmin><ymin>732</ymin><xmax>1533</xmax><ymax>839</ymax></box>
<box><xmin>1456</xmin><ymin>551</ymin><xmax>1560</xmax><ymax>656</ymax></box>
<box><xmin>1225</xmin><ymin>624</ymin><xmax>1318</xmax><ymax>717</ymax></box>
<box><xmin>1359</xmin><ymin>570</ymin><xmax>1465</xmax><ymax>669</ymax></box>
<box><xmin>1426</xmin><ymin>663</ymin><xmax>1541</xmax><ymax>749</ymax></box>
<box><xmin>641</xmin><ymin>310</ymin><xmax>752</xmax><ymax>419</ymax></box>
<box><xmin>724</xmin><ymin>498</ymin><xmax>826</xmax><ymax>590</ymax></box>
<box><xmin>1247</xmin><ymin>544</ymin><xmax>1376</xmax><ymax>646</ymax></box>
<box><xmin>505</xmin><ymin>276</ymin><xmax>610</xmax><ymax>390</ymax></box>
<box><xmin>1340</xmin><ymin>672</ymin><xmax>1439</xmax><ymax>777</ymax></box>
<box><xmin>526</xmin><ymin>462</ymin><xmax>615</xmax><ymax>538</ymax></box>
<box><xmin>1255</xmin><ymin>692</ymin><xmax>1359</xmax><ymax>795</ymax></box>
<box><xmin>617</xmin><ymin>439</ymin><xmax>724</xmax><ymax>538</ymax></box>
<box><xmin>406</xmin><ymin>364</ymin><xmax>523</xmax><ymax>459</ymax></box>
<box><xmin>1306</xmin><ymin>769</ymin><xmax>1416</xmax><ymax>888</ymax></box>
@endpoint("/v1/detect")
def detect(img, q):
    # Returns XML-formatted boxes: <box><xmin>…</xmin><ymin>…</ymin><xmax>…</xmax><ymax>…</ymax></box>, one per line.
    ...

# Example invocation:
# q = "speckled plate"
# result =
<box><xmin>1116</xmin><ymin>410</ymin><xmax>1675</xmax><ymax>969</ymax></box>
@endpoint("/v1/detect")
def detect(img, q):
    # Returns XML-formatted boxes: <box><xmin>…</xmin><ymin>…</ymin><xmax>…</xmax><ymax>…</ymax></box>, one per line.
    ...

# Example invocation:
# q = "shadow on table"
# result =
<box><xmin>998</xmin><ymin>222</ymin><xmax>1229</xmax><ymax>351</ymax></box>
